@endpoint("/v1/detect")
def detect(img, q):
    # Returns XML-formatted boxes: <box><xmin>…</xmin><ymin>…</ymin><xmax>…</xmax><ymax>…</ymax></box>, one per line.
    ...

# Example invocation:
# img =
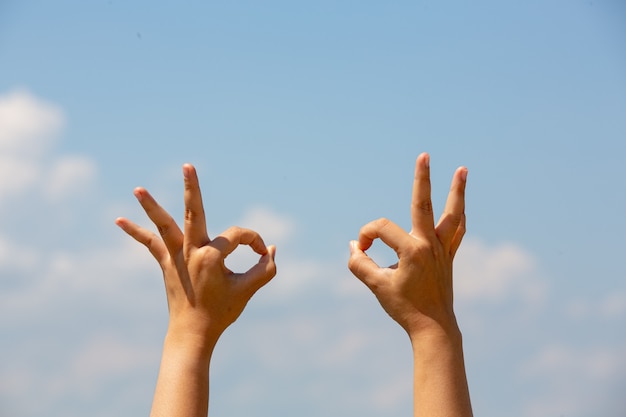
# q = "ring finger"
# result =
<box><xmin>134</xmin><ymin>187</ymin><xmax>184</xmax><ymax>256</ymax></box>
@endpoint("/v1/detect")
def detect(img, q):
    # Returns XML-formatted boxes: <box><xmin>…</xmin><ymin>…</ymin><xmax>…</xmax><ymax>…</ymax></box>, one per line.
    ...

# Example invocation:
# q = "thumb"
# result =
<box><xmin>240</xmin><ymin>245</ymin><xmax>277</xmax><ymax>293</ymax></box>
<box><xmin>348</xmin><ymin>240</ymin><xmax>382</xmax><ymax>290</ymax></box>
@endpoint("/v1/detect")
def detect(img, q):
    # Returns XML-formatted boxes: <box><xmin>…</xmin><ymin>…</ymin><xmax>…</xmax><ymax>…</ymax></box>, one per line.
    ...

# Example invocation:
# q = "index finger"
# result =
<box><xmin>183</xmin><ymin>164</ymin><xmax>210</xmax><ymax>252</ymax></box>
<box><xmin>211</xmin><ymin>226</ymin><xmax>268</xmax><ymax>258</ymax></box>
<box><xmin>410</xmin><ymin>153</ymin><xmax>436</xmax><ymax>237</ymax></box>
<box><xmin>358</xmin><ymin>218</ymin><xmax>411</xmax><ymax>256</ymax></box>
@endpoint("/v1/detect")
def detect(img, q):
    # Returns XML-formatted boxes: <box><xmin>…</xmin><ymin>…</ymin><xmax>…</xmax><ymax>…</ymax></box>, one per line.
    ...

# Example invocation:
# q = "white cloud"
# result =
<box><xmin>451</xmin><ymin>239</ymin><xmax>626</xmax><ymax>417</ymax></box>
<box><xmin>260</xmin><ymin>257</ymin><xmax>326</xmax><ymax>299</ymax></box>
<box><xmin>564</xmin><ymin>291</ymin><xmax>626</xmax><ymax>320</ymax></box>
<box><xmin>0</xmin><ymin>236</ymin><xmax>158</xmax><ymax>321</ymax></box>
<box><xmin>599</xmin><ymin>292</ymin><xmax>626</xmax><ymax>318</ymax></box>
<box><xmin>0</xmin><ymin>229</ymin><xmax>165</xmax><ymax>417</ymax></box>
<box><xmin>0</xmin><ymin>156</ymin><xmax>42</xmax><ymax>197</ymax></box>
<box><xmin>564</xmin><ymin>297</ymin><xmax>592</xmax><ymax>319</ymax></box>
<box><xmin>454</xmin><ymin>238</ymin><xmax>547</xmax><ymax>305</ymax></box>
<box><xmin>68</xmin><ymin>332</ymin><xmax>161</xmax><ymax>389</ymax></box>
<box><xmin>0</xmin><ymin>89</ymin><xmax>63</xmax><ymax>154</ymax></box>
<box><xmin>0</xmin><ymin>235</ymin><xmax>40</xmax><ymax>270</ymax></box>
<box><xmin>237</xmin><ymin>205</ymin><xmax>296</xmax><ymax>244</ymax></box>
<box><xmin>370</xmin><ymin>374</ymin><xmax>412</xmax><ymax>410</ymax></box>
<box><xmin>521</xmin><ymin>343</ymin><xmax>626</xmax><ymax>417</ymax></box>
<box><xmin>43</xmin><ymin>155</ymin><xmax>97</xmax><ymax>201</ymax></box>
<box><xmin>223</xmin><ymin>206</ymin><xmax>327</xmax><ymax>300</ymax></box>
<box><xmin>0</xmin><ymin>89</ymin><xmax>96</xmax><ymax>200</ymax></box>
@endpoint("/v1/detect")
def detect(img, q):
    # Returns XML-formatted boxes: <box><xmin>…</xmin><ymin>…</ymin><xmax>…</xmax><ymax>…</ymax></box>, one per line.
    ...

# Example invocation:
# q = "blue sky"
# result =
<box><xmin>1</xmin><ymin>1</ymin><xmax>625</xmax><ymax>416</ymax></box>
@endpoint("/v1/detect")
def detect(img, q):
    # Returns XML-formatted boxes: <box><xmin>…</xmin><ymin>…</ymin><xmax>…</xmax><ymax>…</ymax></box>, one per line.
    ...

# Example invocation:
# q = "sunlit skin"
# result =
<box><xmin>116</xmin><ymin>154</ymin><xmax>472</xmax><ymax>417</ymax></box>
<box><xmin>348</xmin><ymin>152</ymin><xmax>473</xmax><ymax>417</ymax></box>
<box><xmin>116</xmin><ymin>164</ymin><xmax>276</xmax><ymax>417</ymax></box>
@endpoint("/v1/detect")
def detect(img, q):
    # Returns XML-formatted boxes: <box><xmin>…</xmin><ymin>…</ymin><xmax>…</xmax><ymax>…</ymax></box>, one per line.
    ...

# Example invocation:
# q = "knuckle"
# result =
<box><xmin>144</xmin><ymin>233</ymin><xmax>162</xmax><ymax>251</ymax></box>
<box><xmin>227</xmin><ymin>225</ymin><xmax>243</xmax><ymax>236</ymax></box>
<box><xmin>404</xmin><ymin>241</ymin><xmax>426</xmax><ymax>258</ymax></box>
<box><xmin>417</xmin><ymin>198</ymin><xmax>433</xmax><ymax>214</ymax></box>
<box><xmin>184</xmin><ymin>208</ymin><xmax>193</xmax><ymax>222</ymax></box>
<box><xmin>183</xmin><ymin>176</ymin><xmax>195</xmax><ymax>190</ymax></box>
<box><xmin>157</xmin><ymin>223</ymin><xmax>170</xmax><ymax>237</ymax></box>
<box><xmin>450</xmin><ymin>211</ymin><xmax>463</xmax><ymax>224</ymax></box>
<box><xmin>200</xmin><ymin>245</ymin><xmax>223</xmax><ymax>264</ymax></box>
<box><xmin>184</xmin><ymin>207</ymin><xmax>205</xmax><ymax>224</ymax></box>
<box><xmin>441</xmin><ymin>212</ymin><xmax>464</xmax><ymax>230</ymax></box>
<box><xmin>375</xmin><ymin>217</ymin><xmax>392</xmax><ymax>230</ymax></box>
<box><xmin>405</xmin><ymin>236</ymin><xmax>441</xmax><ymax>260</ymax></box>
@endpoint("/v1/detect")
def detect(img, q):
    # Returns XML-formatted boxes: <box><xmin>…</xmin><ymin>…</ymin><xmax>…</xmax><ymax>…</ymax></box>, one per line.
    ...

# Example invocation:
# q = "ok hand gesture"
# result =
<box><xmin>348</xmin><ymin>153</ymin><xmax>468</xmax><ymax>338</ymax></box>
<box><xmin>116</xmin><ymin>164</ymin><xmax>277</xmax><ymax>346</ymax></box>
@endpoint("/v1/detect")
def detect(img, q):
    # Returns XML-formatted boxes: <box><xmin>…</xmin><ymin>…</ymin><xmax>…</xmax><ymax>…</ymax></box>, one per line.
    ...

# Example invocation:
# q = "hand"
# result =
<box><xmin>348</xmin><ymin>153</ymin><xmax>467</xmax><ymax>339</ymax></box>
<box><xmin>115</xmin><ymin>164</ymin><xmax>277</xmax><ymax>349</ymax></box>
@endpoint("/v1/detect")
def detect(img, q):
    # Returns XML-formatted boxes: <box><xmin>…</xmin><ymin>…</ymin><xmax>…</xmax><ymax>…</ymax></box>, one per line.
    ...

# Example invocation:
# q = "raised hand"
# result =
<box><xmin>348</xmin><ymin>152</ymin><xmax>467</xmax><ymax>337</ymax></box>
<box><xmin>116</xmin><ymin>164</ymin><xmax>277</xmax><ymax>341</ymax></box>
<box><xmin>116</xmin><ymin>164</ymin><xmax>277</xmax><ymax>417</ymax></box>
<box><xmin>348</xmin><ymin>153</ymin><xmax>472</xmax><ymax>417</ymax></box>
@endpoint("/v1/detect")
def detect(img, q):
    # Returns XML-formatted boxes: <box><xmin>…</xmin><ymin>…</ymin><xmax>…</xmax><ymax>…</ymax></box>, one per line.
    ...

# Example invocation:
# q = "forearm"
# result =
<box><xmin>150</xmin><ymin>329</ymin><xmax>218</xmax><ymax>417</ymax></box>
<box><xmin>410</xmin><ymin>326</ymin><xmax>473</xmax><ymax>417</ymax></box>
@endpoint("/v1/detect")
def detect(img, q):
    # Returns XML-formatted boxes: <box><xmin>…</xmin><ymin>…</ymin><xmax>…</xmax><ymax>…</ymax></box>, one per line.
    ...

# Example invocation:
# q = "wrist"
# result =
<box><xmin>407</xmin><ymin>317</ymin><xmax>463</xmax><ymax>354</ymax></box>
<box><xmin>409</xmin><ymin>323</ymin><xmax>473</xmax><ymax>417</ymax></box>
<box><xmin>163</xmin><ymin>321</ymin><xmax>222</xmax><ymax>364</ymax></box>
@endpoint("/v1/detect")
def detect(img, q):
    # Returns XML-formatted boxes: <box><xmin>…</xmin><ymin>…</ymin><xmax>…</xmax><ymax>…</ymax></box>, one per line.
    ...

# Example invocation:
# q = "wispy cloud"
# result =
<box><xmin>521</xmin><ymin>343</ymin><xmax>626</xmax><ymax>417</ymax></box>
<box><xmin>0</xmin><ymin>89</ymin><xmax>63</xmax><ymax>152</ymax></box>
<box><xmin>455</xmin><ymin>238</ymin><xmax>547</xmax><ymax>304</ymax></box>
<box><xmin>0</xmin><ymin>89</ymin><xmax>96</xmax><ymax>201</ymax></box>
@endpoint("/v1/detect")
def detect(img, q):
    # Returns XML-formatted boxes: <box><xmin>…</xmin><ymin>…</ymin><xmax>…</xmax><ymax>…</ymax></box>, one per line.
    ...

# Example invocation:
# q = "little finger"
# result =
<box><xmin>115</xmin><ymin>217</ymin><xmax>169</xmax><ymax>264</ymax></box>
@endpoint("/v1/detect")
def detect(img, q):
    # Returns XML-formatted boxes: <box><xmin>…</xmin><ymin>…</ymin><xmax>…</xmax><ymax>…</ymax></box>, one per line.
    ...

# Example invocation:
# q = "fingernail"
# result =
<box><xmin>182</xmin><ymin>164</ymin><xmax>190</xmax><ymax>179</ymax></box>
<box><xmin>461</xmin><ymin>167</ymin><xmax>468</xmax><ymax>182</ymax></box>
<box><xmin>424</xmin><ymin>153</ymin><xmax>430</xmax><ymax>168</ymax></box>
